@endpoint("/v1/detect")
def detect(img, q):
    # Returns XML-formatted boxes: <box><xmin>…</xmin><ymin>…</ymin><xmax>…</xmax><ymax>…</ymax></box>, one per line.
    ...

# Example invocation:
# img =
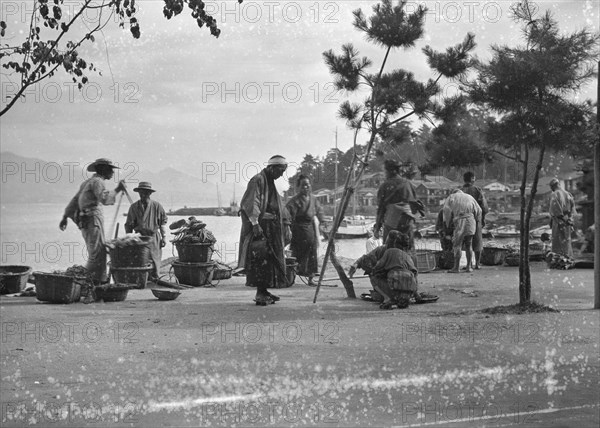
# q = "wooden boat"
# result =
<box><xmin>322</xmin><ymin>219</ymin><xmax>372</xmax><ymax>240</ymax></box>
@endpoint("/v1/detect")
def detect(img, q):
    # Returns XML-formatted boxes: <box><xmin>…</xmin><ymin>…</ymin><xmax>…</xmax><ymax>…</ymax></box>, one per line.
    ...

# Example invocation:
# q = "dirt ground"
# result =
<box><xmin>1</xmin><ymin>261</ymin><xmax>598</xmax><ymax>427</ymax></box>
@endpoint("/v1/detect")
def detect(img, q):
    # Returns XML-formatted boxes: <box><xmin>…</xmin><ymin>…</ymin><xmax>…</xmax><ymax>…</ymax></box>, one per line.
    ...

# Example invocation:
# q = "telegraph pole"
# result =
<box><xmin>334</xmin><ymin>128</ymin><xmax>338</xmax><ymax>220</ymax></box>
<box><xmin>594</xmin><ymin>60</ymin><xmax>599</xmax><ymax>309</ymax></box>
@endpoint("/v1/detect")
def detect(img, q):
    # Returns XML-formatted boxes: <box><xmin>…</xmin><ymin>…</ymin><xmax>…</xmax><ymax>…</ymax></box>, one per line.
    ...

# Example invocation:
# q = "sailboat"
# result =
<box><xmin>214</xmin><ymin>183</ymin><xmax>226</xmax><ymax>216</ymax></box>
<box><xmin>229</xmin><ymin>184</ymin><xmax>239</xmax><ymax>216</ymax></box>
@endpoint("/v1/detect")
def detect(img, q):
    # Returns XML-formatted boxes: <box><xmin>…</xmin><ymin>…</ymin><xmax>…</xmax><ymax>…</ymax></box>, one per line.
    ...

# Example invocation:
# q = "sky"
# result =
<box><xmin>1</xmin><ymin>1</ymin><xmax>598</xmax><ymax>197</ymax></box>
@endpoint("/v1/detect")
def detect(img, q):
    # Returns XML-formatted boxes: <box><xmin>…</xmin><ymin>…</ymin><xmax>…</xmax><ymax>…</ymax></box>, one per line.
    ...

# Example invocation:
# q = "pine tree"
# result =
<box><xmin>314</xmin><ymin>0</ymin><xmax>476</xmax><ymax>299</ymax></box>
<box><xmin>465</xmin><ymin>0</ymin><xmax>599</xmax><ymax>304</ymax></box>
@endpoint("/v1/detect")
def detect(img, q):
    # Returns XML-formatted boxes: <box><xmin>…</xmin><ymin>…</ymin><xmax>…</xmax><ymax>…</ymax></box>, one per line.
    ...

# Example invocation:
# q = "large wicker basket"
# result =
<box><xmin>0</xmin><ymin>265</ymin><xmax>32</xmax><ymax>294</ymax></box>
<box><xmin>110</xmin><ymin>265</ymin><xmax>152</xmax><ymax>289</ymax></box>
<box><xmin>175</xmin><ymin>243</ymin><xmax>213</xmax><ymax>263</ymax></box>
<box><xmin>172</xmin><ymin>261</ymin><xmax>215</xmax><ymax>286</ymax></box>
<box><xmin>481</xmin><ymin>247</ymin><xmax>509</xmax><ymax>266</ymax></box>
<box><xmin>411</xmin><ymin>250</ymin><xmax>437</xmax><ymax>273</ymax></box>
<box><xmin>109</xmin><ymin>242</ymin><xmax>150</xmax><ymax>268</ymax></box>
<box><xmin>35</xmin><ymin>272</ymin><xmax>84</xmax><ymax>304</ymax></box>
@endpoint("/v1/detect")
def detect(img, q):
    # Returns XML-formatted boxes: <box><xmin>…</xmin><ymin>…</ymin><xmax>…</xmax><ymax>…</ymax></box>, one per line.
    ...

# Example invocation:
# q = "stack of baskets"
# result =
<box><xmin>109</xmin><ymin>239</ymin><xmax>152</xmax><ymax>289</ymax></box>
<box><xmin>172</xmin><ymin>242</ymin><xmax>216</xmax><ymax>286</ymax></box>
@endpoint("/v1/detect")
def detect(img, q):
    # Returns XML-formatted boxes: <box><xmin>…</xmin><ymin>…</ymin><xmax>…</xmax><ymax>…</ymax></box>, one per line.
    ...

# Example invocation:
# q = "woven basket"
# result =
<box><xmin>411</xmin><ymin>250</ymin><xmax>437</xmax><ymax>273</ymax></box>
<box><xmin>0</xmin><ymin>265</ymin><xmax>32</xmax><ymax>294</ymax></box>
<box><xmin>481</xmin><ymin>247</ymin><xmax>509</xmax><ymax>266</ymax></box>
<box><xmin>109</xmin><ymin>242</ymin><xmax>150</xmax><ymax>268</ymax></box>
<box><xmin>97</xmin><ymin>286</ymin><xmax>129</xmax><ymax>302</ymax></box>
<box><xmin>35</xmin><ymin>272</ymin><xmax>84</xmax><ymax>304</ymax></box>
<box><xmin>172</xmin><ymin>261</ymin><xmax>215</xmax><ymax>286</ymax></box>
<box><xmin>110</xmin><ymin>265</ymin><xmax>152</xmax><ymax>289</ymax></box>
<box><xmin>175</xmin><ymin>243</ymin><xmax>213</xmax><ymax>263</ymax></box>
<box><xmin>213</xmin><ymin>261</ymin><xmax>233</xmax><ymax>281</ymax></box>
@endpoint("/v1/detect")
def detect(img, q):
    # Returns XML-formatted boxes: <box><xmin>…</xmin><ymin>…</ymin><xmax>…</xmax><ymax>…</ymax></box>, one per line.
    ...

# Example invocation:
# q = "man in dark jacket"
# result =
<box><xmin>238</xmin><ymin>155</ymin><xmax>291</xmax><ymax>306</ymax></box>
<box><xmin>374</xmin><ymin>159</ymin><xmax>420</xmax><ymax>249</ymax></box>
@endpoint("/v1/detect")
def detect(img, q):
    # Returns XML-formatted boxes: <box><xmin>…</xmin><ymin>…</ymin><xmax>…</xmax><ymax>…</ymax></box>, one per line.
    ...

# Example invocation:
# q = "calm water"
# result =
<box><xmin>0</xmin><ymin>203</ymin><xmax>452</xmax><ymax>272</ymax></box>
<box><xmin>0</xmin><ymin>203</ymin><xmax>508</xmax><ymax>272</ymax></box>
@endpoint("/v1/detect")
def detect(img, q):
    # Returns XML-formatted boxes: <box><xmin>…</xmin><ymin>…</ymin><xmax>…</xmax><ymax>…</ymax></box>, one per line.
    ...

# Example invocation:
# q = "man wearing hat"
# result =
<box><xmin>549</xmin><ymin>178</ymin><xmax>575</xmax><ymax>258</ymax></box>
<box><xmin>124</xmin><ymin>182</ymin><xmax>168</xmax><ymax>279</ymax></box>
<box><xmin>60</xmin><ymin>158</ymin><xmax>126</xmax><ymax>296</ymax></box>
<box><xmin>238</xmin><ymin>155</ymin><xmax>291</xmax><ymax>306</ymax></box>
<box><xmin>374</xmin><ymin>159</ymin><xmax>421</xmax><ymax>247</ymax></box>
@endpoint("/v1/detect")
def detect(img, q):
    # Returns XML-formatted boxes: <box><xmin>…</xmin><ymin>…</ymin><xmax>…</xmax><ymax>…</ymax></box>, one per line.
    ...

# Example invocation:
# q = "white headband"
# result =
<box><xmin>267</xmin><ymin>155</ymin><xmax>287</xmax><ymax>166</ymax></box>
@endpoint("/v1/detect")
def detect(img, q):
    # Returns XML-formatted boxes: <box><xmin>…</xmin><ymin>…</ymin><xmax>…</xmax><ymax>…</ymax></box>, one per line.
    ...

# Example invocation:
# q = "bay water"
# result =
<box><xmin>1</xmin><ymin>203</ymin><xmax>450</xmax><ymax>273</ymax></box>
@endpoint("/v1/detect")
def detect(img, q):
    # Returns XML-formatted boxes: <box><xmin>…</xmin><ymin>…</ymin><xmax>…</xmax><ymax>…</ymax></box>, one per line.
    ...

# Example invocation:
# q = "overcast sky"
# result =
<box><xmin>1</xmin><ymin>1</ymin><xmax>598</xmax><ymax>194</ymax></box>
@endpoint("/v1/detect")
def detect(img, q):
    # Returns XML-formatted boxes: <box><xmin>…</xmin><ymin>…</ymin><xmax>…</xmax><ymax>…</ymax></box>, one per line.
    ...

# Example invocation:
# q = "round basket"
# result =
<box><xmin>34</xmin><ymin>272</ymin><xmax>84</xmax><ymax>304</ymax></box>
<box><xmin>98</xmin><ymin>286</ymin><xmax>129</xmax><ymax>302</ymax></box>
<box><xmin>175</xmin><ymin>242</ymin><xmax>214</xmax><ymax>263</ymax></box>
<box><xmin>151</xmin><ymin>288</ymin><xmax>181</xmax><ymax>301</ymax></box>
<box><xmin>109</xmin><ymin>242</ymin><xmax>150</xmax><ymax>268</ymax></box>
<box><xmin>0</xmin><ymin>265</ymin><xmax>32</xmax><ymax>294</ymax></box>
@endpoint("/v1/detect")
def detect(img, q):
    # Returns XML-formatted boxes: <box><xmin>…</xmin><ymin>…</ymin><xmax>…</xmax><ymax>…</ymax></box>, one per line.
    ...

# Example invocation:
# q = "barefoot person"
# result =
<box><xmin>286</xmin><ymin>175</ymin><xmax>326</xmax><ymax>286</ymax></box>
<box><xmin>461</xmin><ymin>171</ymin><xmax>488</xmax><ymax>269</ymax></box>
<box><xmin>124</xmin><ymin>182</ymin><xmax>168</xmax><ymax>280</ymax></box>
<box><xmin>442</xmin><ymin>189</ymin><xmax>482</xmax><ymax>273</ymax></box>
<box><xmin>238</xmin><ymin>155</ymin><xmax>291</xmax><ymax>306</ymax></box>
<box><xmin>59</xmin><ymin>158</ymin><xmax>125</xmax><ymax>299</ymax></box>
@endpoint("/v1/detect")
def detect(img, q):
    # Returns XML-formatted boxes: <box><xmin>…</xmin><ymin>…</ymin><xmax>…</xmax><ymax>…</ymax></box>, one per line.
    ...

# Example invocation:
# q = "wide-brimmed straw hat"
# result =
<box><xmin>133</xmin><ymin>182</ymin><xmax>156</xmax><ymax>193</ymax></box>
<box><xmin>87</xmin><ymin>158</ymin><xmax>120</xmax><ymax>172</ymax></box>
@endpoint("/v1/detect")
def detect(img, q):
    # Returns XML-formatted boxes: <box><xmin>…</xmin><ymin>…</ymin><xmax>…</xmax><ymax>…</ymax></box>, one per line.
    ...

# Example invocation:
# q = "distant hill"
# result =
<box><xmin>0</xmin><ymin>152</ymin><xmax>244</xmax><ymax>208</ymax></box>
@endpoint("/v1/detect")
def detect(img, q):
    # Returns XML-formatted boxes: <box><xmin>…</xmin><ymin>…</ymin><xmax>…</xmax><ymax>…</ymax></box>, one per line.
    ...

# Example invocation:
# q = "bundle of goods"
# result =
<box><xmin>0</xmin><ymin>265</ymin><xmax>32</xmax><ymax>295</ymax></box>
<box><xmin>36</xmin><ymin>265</ymin><xmax>91</xmax><ymax>304</ymax></box>
<box><xmin>107</xmin><ymin>234</ymin><xmax>152</xmax><ymax>289</ymax></box>
<box><xmin>503</xmin><ymin>242</ymin><xmax>548</xmax><ymax>267</ymax></box>
<box><xmin>545</xmin><ymin>252</ymin><xmax>575</xmax><ymax>270</ymax></box>
<box><xmin>169</xmin><ymin>217</ymin><xmax>218</xmax><ymax>286</ymax></box>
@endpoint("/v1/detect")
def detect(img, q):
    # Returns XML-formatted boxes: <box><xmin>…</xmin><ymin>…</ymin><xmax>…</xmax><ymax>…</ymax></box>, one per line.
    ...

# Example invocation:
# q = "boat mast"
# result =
<box><xmin>334</xmin><ymin>128</ymin><xmax>338</xmax><ymax>220</ymax></box>
<box><xmin>216</xmin><ymin>183</ymin><xmax>222</xmax><ymax>209</ymax></box>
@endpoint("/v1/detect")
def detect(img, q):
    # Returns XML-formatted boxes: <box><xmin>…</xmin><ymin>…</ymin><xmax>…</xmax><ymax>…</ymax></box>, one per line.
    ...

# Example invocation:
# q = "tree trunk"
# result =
<box><xmin>518</xmin><ymin>143</ymin><xmax>531</xmax><ymax>304</ymax></box>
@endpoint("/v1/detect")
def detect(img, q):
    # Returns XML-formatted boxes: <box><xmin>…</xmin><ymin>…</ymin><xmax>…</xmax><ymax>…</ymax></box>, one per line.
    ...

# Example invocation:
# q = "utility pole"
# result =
<box><xmin>594</xmin><ymin>60</ymin><xmax>599</xmax><ymax>309</ymax></box>
<box><xmin>334</xmin><ymin>128</ymin><xmax>338</xmax><ymax>220</ymax></box>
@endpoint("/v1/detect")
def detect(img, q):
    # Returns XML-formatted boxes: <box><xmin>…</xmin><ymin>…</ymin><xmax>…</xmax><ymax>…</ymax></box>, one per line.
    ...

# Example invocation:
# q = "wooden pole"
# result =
<box><xmin>594</xmin><ymin>60</ymin><xmax>599</xmax><ymax>309</ymax></box>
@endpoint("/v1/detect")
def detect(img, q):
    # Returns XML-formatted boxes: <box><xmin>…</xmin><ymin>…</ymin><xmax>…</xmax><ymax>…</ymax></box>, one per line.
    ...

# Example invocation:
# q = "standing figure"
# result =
<box><xmin>443</xmin><ymin>189</ymin><xmax>482</xmax><ymax>273</ymax></box>
<box><xmin>285</xmin><ymin>175</ymin><xmax>326</xmax><ymax>286</ymax></box>
<box><xmin>238</xmin><ymin>155</ymin><xmax>291</xmax><ymax>306</ymax></box>
<box><xmin>59</xmin><ymin>158</ymin><xmax>125</xmax><ymax>288</ymax></box>
<box><xmin>124</xmin><ymin>182</ymin><xmax>168</xmax><ymax>280</ymax></box>
<box><xmin>365</xmin><ymin>226</ymin><xmax>383</xmax><ymax>253</ymax></box>
<box><xmin>548</xmin><ymin>178</ymin><xmax>575</xmax><ymax>258</ymax></box>
<box><xmin>461</xmin><ymin>171</ymin><xmax>488</xmax><ymax>269</ymax></box>
<box><xmin>374</xmin><ymin>159</ymin><xmax>420</xmax><ymax>248</ymax></box>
